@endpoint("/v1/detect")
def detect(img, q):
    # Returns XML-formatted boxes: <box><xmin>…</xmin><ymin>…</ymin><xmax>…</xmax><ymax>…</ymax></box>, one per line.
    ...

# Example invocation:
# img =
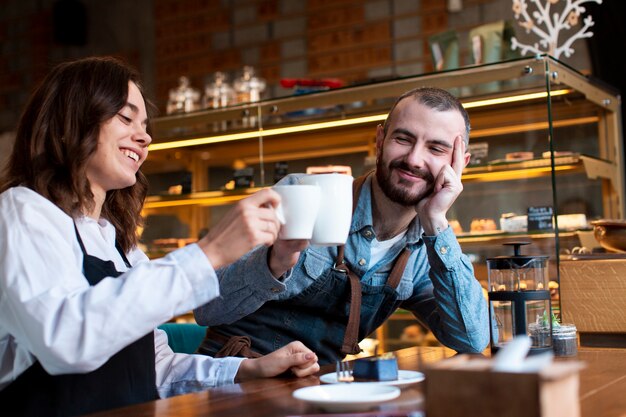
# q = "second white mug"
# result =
<box><xmin>298</xmin><ymin>173</ymin><xmax>354</xmax><ymax>246</ymax></box>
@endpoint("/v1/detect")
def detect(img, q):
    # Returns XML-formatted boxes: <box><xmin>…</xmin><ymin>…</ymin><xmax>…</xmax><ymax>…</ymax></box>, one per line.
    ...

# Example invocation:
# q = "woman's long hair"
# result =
<box><xmin>0</xmin><ymin>56</ymin><xmax>153</xmax><ymax>253</ymax></box>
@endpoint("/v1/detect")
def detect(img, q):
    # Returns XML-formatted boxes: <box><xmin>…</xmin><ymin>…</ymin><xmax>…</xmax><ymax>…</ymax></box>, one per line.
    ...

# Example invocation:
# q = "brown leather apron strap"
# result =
<box><xmin>204</xmin><ymin>329</ymin><xmax>263</xmax><ymax>359</ymax></box>
<box><xmin>333</xmin><ymin>262</ymin><xmax>363</xmax><ymax>355</ymax></box>
<box><xmin>336</xmin><ymin>248</ymin><xmax>408</xmax><ymax>355</ymax></box>
<box><xmin>335</xmin><ymin>172</ymin><xmax>369</xmax><ymax>355</ymax></box>
<box><xmin>351</xmin><ymin>172</ymin><xmax>370</xmax><ymax>212</ymax></box>
<box><xmin>387</xmin><ymin>248</ymin><xmax>411</xmax><ymax>289</ymax></box>
<box><xmin>336</xmin><ymin>171</ymin><xmax>410</xmax><ymax>356</ymax></box>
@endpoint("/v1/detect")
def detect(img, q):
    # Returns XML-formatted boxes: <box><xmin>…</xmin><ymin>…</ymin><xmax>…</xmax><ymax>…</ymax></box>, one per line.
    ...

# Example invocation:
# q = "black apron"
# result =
<box><xmin>0</xmin><ymin>224</ymin><xmax>158</xmax><ymax>416</ymax></box>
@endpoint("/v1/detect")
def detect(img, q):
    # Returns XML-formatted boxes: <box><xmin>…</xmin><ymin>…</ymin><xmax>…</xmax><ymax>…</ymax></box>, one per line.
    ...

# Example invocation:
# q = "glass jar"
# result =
<box><xmin>552</xmin><ymin>323</ymin><xmax>578</xmax><ymax>357</ymax></box>
<box><xmin>202</xmin><ymin>72</ymin><xmax>234</xmax><ymax>109</ymax></box>
<box><xmin>166</xmin><ymin>76</ymin><xmax>200</xmax><ymax>115</ymax></box>
<box><xmin>233</xmin><ymin>66</ymin><xmax>266</xmax><ymax>127</ymax></box>
<box><xmin>233</xmin><ymin>65</ymin><xmax>266</xmax><ymax>104</ymax></box>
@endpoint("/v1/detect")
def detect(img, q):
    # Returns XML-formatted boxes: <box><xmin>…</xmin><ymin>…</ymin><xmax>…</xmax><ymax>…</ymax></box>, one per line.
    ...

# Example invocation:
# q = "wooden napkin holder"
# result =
<box><xmin>423</xmin><ymin>355</ymin><xmax>584</xmax><ymax>417</ymax></box>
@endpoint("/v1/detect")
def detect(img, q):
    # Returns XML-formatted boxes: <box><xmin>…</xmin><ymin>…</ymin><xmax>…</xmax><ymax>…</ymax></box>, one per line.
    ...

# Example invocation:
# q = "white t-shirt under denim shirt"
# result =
<box><xmin>369</xmin><ymin>231</ymin><xmax>406</xmax><ymax>267</ymax></box>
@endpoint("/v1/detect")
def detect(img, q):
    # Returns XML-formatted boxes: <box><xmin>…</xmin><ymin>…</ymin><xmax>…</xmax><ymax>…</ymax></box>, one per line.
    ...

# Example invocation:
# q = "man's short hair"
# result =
<box><xmin>382</xmin><ymin>87</ymin><xmax>470</xmax><ymax>145</ymax></box>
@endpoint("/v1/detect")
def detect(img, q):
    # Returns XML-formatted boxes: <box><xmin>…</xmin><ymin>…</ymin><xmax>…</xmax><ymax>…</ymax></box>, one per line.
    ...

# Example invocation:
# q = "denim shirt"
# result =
<box><xmin>194</xmin><ymin>174</ymin><xmax>489</xmax><ymax>357</ymax></box>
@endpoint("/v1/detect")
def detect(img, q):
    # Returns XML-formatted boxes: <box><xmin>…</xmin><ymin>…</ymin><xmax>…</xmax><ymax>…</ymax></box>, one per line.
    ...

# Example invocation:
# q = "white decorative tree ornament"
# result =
<box><xmin>511</xmin><ymin>0</ymin><xmax>602</xmax><ymax>59</ymax></box>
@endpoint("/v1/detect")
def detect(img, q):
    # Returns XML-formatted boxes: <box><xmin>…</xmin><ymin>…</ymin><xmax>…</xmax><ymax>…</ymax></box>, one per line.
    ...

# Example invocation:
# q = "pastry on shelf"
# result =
<box><xmin>470</xmin><ymin>218</ymin><xmax>497</xmax><ymax>233</ymax></box>
<box><xmin>505</xmin><ymin>151</ymin><xmax>534</xmax><ymax>161</ymax></box>
<box><xmin>500</xmin><ymin>213</ymin><xmax>527</xmax><ymax>233</ymax></box>
<box><xmin>541</xmin><ymin>150</ymin><xmax>577</xmax><ymax>158</ymax></box>
<box><xmin>557</xmin><ymin>213</ymin><xmax>587</xmax><ymax>230</ymax></box>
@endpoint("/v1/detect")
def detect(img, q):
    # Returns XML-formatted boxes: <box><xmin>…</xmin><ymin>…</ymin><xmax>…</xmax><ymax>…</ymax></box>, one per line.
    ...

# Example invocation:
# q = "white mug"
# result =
<box><xmin>273</xmin><ymin>185</ymin><xmax>321</xmax><ymax>240</ymax></box>
<box><xmin>298</xmin><ymin>173</ymin><xmax>353</xmax><ymax>246</ymax></box>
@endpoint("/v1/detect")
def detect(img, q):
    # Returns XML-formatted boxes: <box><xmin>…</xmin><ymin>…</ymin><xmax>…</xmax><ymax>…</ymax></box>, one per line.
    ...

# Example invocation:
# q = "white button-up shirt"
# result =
<box><xmin>0</xmin><ymin>186</ymin><xmax>243</xmax><ymax>398</ymax></box>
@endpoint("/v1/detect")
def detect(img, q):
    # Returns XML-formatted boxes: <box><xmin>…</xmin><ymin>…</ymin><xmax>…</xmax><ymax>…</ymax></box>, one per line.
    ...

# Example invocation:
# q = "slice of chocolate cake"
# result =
<box><xmin>352</xmin><ymin>354</ymin><xmax>399</xmax><ymax>382</ymax></box>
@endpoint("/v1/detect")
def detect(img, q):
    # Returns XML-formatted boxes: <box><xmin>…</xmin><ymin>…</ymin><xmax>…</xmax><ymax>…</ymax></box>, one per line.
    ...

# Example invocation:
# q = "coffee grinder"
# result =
<box><xmin>487</xmin><ymin>242</ymin><xmax>553</xmax><ymax>354</ymax></box>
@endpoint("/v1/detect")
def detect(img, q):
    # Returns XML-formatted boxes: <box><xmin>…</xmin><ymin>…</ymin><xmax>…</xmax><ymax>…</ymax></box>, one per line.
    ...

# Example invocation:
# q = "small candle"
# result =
<box><xmin>552</xmin><ymin>323</ymin><xmax>578</xmax><ymax>357</ymax></box>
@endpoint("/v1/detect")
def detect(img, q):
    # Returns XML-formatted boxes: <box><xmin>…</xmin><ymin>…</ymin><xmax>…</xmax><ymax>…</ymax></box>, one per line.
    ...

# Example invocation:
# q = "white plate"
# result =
<box><xmin>292</xmin><ymin>384</ymin><xmax>401</xmax><ymax>412</ymax></box>
<box><xmin>319</xmin><ymin>370</ymin><xmax>425</xmax><ymax>387</ymax></box>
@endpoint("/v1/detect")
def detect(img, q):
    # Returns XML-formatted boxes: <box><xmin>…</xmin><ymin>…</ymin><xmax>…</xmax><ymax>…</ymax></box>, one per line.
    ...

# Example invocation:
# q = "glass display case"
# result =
<box><xmin>142</xmin><ymin>55</ymin><xmax>624</xmax><ymax>338</ymax></box>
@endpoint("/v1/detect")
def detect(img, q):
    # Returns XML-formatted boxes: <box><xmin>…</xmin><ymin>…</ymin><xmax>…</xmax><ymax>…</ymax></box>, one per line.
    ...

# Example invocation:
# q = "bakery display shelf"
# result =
<box><xmin>143</xmin><ymin>154</ymin><xmax>611</xmax><ymax>211</ymax></box>
<box><xmin>139</xmin><ymin>156</ymin><xmax>604</xmax><ymax>210</ymax></box>
<box><xmin>464</xmin><ymin>154</ymin><xmax>617</xmax><ymax>184</ymax></box>
<box><xmin>145</xmin><ymin>56</ymin><xmax>623</xmax><ymax>217</ymax></box>
<box><xmin>142</xmin><ymin>158</ymin><xmax>589</xmax><ymax>210</ymax></box>
<box><xmin>146</xmin><ymin>56</ymin><xmax>623</xmax><ymax>348</ymax></box>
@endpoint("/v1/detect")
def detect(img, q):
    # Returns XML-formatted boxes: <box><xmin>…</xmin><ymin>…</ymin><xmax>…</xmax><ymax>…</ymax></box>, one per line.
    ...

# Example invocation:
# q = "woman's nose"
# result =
<box><xmin>133</xmin><ymin>126</ymin><xmax>152</xmax><ymax>146</ymax></box>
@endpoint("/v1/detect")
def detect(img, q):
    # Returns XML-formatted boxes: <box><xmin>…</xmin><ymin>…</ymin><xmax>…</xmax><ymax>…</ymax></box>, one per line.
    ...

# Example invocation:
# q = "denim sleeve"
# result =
<box><xmin>401</xmin><ymin>227</ymin><xmax>489</xmax><ymax>353</ymax></box>
<box><xmin>193</xmin><ymin>245</ymin><xmax>288</xmax><ymax>326</ymax></box>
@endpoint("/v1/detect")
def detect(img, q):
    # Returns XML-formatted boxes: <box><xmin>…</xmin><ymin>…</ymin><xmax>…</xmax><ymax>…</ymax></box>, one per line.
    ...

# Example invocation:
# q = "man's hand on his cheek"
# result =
<box><xmin>417</xmin><ymin>136</ymin><xmax>466</xmax><ymax>235</ymax></box>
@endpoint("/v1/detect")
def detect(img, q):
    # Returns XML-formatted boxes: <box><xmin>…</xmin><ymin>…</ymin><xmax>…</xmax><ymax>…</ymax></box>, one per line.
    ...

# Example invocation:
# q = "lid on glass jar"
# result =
<box><xmin>486</xmin><ymin>241</ymin><xmax>549</xmax><ymax>269</ymax></box>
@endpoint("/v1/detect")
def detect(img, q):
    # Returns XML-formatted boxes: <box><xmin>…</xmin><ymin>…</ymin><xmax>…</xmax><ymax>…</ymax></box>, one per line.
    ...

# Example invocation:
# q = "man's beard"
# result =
<box><xmin>376</xmin><ymin>157</ymin><xmax>435</xmax><ymax>206</ymax></box>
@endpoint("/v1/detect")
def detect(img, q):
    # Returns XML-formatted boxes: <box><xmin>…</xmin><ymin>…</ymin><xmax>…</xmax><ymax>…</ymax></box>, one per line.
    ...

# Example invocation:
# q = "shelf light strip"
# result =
<box><xmin>149</xmin><ymin>114</ymin><xmax>385</xmax><ymax>151</ymax></box>
<box><xmin>143</xmin><ymin>195</ymin><xmax>248</xmax><ymax>209</ymax></box>
<box><xmin>463</xmin><ymin>164</ymin><xmax>580</xmax><ymax>181</ymax></box>
<box><xmin>462</xmin><ymin>89</ymin><xmax>570</xmax><ymax>109</ymax></box>
<box><xmin>149</xmin><ymin>89</ymin><xmax>572</xmax><ymax>151</ymax></box>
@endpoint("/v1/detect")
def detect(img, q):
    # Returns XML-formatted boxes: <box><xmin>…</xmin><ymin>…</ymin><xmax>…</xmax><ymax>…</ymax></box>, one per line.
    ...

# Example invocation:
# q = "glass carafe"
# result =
<box><xmin>487</xmin><ymin>242</ymin><xmax>552</xmax><ymax>354</ymax></box>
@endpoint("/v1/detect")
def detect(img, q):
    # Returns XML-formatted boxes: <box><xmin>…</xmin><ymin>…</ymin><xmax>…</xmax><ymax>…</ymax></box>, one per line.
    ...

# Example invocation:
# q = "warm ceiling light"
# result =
<box><xmin>462</xmin><ymin>89</ymin><xmax>571</xmax><ymax>109</ymax></box>
<box><xmin>149</xmin><ymin>89</ymin><xmax>572</xmax><ymax>151</ymax></box>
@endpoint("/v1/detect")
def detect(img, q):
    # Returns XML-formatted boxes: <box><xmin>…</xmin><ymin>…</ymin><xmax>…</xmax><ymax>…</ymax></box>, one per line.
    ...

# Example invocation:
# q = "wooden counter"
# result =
<box><xmin>560</xmin><ymin>257</ymin><xmax>626</xmax><ymax>348</ymax></box>
<box><xmin>86</xmin><ymin>346</ymin><xmax>626</xmax><ymax>417</ymax></box>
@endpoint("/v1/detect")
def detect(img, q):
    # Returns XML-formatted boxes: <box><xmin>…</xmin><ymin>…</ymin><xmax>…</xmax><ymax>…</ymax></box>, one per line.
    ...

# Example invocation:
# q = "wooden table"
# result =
<box><xmin>87</xmin><ymin>346</ymin><xmax>626</xmax><ymax>417</ymax></box>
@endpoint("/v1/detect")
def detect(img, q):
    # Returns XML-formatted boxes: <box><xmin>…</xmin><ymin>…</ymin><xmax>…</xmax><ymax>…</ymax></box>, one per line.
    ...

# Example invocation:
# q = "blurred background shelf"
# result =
<box><xmin>141</xmin><ymin>56</ymin><xmax>623</xmax><ymax>344</ymax></box>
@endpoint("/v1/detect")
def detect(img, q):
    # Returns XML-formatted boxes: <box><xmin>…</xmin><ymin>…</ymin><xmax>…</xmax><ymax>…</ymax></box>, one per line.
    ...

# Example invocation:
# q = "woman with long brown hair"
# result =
<box><xmin>0</xmin><ymin>56</ymin><xmax>318</xmax><ymax>416</ymax></box>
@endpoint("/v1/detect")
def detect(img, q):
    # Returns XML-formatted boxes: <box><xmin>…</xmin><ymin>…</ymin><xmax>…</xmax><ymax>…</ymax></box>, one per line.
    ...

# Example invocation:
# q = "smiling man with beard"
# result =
<box><xmin>194</xmin><ymin>87</ymin><xmax>489</xmax><ymax>365</ymax></box>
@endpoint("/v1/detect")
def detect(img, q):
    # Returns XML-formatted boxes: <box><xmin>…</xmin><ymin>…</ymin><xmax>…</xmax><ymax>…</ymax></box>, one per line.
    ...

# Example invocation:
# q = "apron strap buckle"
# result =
<box><xmin>332</xmin><ymin>262</ymin><xmax>348</xmax><ymax>273</ymax></box>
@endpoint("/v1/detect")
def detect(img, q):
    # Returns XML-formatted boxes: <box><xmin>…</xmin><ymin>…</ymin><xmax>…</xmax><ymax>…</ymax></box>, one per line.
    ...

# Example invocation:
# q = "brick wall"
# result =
<box><xmin>151</xmin><ymin>0</ymin><xmax>591</xmax><ymax>114</ymax></box>
<box><xmin>0</xmin><ymin>0</ymin><xmax>152</xmax><ymax>134</ymax></box>
<box><xmin>0</xmin><ymin>4</ymin><xmax>52</xmax><ymax>132</ymax></box>
<box><xmin>0</xmin><ymin>0</ymin><xmax>593</xmax><ymax>133</ymax></box>
<box><xmin>153</xmin><ymin>0</ymin><xmax>455</xmax><ymax>108</ymax></box>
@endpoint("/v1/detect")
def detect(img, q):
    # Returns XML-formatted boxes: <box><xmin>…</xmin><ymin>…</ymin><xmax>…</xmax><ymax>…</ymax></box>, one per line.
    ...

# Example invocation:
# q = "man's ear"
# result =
<box><xmin>463</xmin><ymin>151</ymin><xmax>471</xmax><ymax>168</ymax></box>
<box><xmin>375</xmin><ymin>124</ymin><xmax>385</xmax><ymax>152</ymax></box>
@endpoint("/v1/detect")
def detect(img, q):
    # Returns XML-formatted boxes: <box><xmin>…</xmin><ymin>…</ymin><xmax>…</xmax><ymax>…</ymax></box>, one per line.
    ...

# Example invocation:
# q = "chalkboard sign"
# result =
<box><xmin>527</xmin><ymin>206</ymin><xmax>554</xmax><ymax>231</ymax></box>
